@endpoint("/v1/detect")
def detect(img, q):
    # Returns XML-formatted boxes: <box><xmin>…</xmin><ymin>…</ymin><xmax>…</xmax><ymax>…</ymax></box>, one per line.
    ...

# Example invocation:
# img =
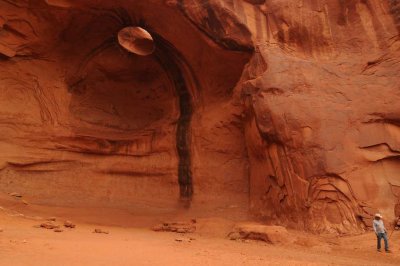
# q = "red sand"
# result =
<box><xmin>1</xmin><ymin>195</ymin><xmax>399</xmax><ymax>266</ymax></box>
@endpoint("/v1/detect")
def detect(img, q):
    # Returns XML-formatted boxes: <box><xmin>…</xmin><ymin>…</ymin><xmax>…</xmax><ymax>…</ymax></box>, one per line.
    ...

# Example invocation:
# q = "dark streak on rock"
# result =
<box><xmin>360</xmin><ymin>142</ymin><xmax>400</xmax><ymax>153</ymax></box>
<box><xmin>7</xmin><ymin>160</ymin><xmax>76</xmax><ymax>168</ymax></box>
<box><xmin>363</xmin><ymin>116</ymin><xmax>400</xmax><ymax>127</ymax></box>
<box><xmin>151</xmin><ymin>32</ymin><xmax>197</xmax><ymax>200</ymax></box>
<box><xmin>389</xmin><ymin>0</ymin><xmax>400</xmax><ymax>31</ymax></box>
<box><xmin>102</xmin><ymin>170</ymin><xmax>168</xmax><ymax>177</ymax></box>
<box><xmin>176</xmin><ymin>0</ymin><xmax>254</xmax><ymax>52</ymax></box>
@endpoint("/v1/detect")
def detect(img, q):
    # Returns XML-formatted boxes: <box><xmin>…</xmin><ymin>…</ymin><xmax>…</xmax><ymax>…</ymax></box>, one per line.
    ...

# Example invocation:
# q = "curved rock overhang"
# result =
<box><xmin>0</xmin><ymin>0</ymin><xmax>254</xmax><ymax>207</ymax></box>
<box><xmin>59</xmin><ymin>1</ymin><xmax>254</xmax><ymax>201</ymax></box>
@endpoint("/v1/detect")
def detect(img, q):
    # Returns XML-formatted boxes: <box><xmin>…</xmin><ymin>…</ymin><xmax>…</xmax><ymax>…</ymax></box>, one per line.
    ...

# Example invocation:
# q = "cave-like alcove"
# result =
<box><xmin>0</xmin><ymin>0</ymin><xmax>253</xmax><ymax>211</ymax></box>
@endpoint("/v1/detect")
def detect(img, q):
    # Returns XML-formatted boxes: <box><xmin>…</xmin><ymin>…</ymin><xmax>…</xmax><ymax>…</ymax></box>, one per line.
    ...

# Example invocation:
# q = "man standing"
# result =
<box><xmin>373</xmin><ymin>213</ymin><xmax>391</xmax><ymax>253</ymax></box>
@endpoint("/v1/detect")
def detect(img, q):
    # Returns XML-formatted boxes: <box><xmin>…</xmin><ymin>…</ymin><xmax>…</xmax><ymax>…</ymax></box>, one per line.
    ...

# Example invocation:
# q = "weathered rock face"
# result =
<box><xmin>241</xmin><ymin>0</ymin><xmax>400</xmax><ymax>233</ymax></box>
<box><xmin>0</xmin><ymin>0</ymin><xmax>399</xmax><ymax>234</ymax></box>
<box><xmin>0</xmin><ymin>0</ymin><xmax>251</xmax><ymax>210</ymax></box>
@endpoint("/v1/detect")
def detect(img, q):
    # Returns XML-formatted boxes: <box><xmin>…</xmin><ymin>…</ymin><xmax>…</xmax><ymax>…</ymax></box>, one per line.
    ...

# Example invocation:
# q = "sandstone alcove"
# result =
<box><xmin>0</xmin><ymin>0</ymin><xmax>399</xmax><ymax>237</ymax></box>
<box><xmin>0</xmin><ymin>1</ymin><xmax>253</xmax><ymax>212</ymax></box>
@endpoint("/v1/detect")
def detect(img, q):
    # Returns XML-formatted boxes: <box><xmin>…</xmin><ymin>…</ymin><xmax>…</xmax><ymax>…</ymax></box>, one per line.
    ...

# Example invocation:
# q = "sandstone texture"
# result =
<box><xmin>229</xmin><ymin>223</ymin><xmax>293</xmax><ymax>244</ymax></box>
<box><xmin>153</xmin><ymin>220</ymin><xmax>197</xmax><ymax>233</ymax></box>
<box><xmin>0</xmin><ymin>0</ymin><xmax>399</xmax><ymax>234</ymax></box>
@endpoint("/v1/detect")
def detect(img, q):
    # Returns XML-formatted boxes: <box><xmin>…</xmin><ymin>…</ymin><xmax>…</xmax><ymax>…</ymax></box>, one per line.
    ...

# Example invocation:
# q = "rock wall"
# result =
<box><xmin>0</xmin><ymin>0</ymin><xmax>399</xmax><ymax>234</ymax></box>
<box><xmin>239</xmin><ymin>0</ymin><xmax>400</xmax><ymax>233</ymax></box>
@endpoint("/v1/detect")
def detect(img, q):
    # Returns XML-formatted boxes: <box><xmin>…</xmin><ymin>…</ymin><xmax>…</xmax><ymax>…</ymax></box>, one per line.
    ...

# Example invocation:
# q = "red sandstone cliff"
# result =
<box><xmin>0</xmin><ymin>0</ymin><xmax>399</xmax><ymax>234</ymax></box>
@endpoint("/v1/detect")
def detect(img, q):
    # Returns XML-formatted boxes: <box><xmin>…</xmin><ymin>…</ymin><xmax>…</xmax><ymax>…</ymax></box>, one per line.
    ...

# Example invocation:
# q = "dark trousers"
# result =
<box><xmin>377</xmin><ymin>232</ymin><xmax>389</xmax><ymax>251</ymax></box>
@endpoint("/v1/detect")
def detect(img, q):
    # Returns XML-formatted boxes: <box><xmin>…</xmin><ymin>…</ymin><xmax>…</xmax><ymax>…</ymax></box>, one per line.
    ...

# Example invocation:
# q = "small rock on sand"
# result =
<box><xmin>93</xmin><ymin>228</ymin><xmax>109</xmax><ymax>234</ymax></box>
<box><xmin>40</xmin><ymin>223</ymin><xmax>60</xmax><ymax>230</ymax></box>
<box><xmin>46</xmin><ymin>217</ymin><xmax>57</xmax><ymax>222</ymax></box>
<box><xmin>175</xmin><ymin>237</ymin><xmax>194</xmax><ymax>243</ymax></box>
<box><xmin>64</xmin><ymin>221</ymin><xmax>76</xmax><ymax>228</ymax></box>
<box><xmin>228</xmin><ymin>232</ymin><xmax>241</xmax><ymax>241</ymax></box>
<box><xmin>228</xmin><ymin>223</ymin><xmax>293</xmax><ymax>244</ymax></box>
<box><xmin>152</xmin><ymin>220</ymin><xmax>196</xmax><ymax>234</ymax></box>
<box><xmin>9</xmin><ymin>192</ymin><xmax>22</xmax><ymax>198</ymax></box>
<box><xmin>0</xmin><ymin>228</ymin><xmax>3</xmax><ymax>232</ymax></box>
<box><xmin>54</xmin><ymin>229</ymin><xmax>63</xmax><ymax>233</ymax></box>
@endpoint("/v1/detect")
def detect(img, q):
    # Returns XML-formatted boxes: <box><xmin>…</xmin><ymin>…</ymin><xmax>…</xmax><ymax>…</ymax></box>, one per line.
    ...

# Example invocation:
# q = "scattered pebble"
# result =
<box><xmin>152</xmin><ymin>220</ymin><xmax>196</xmax><ymax>234</ymax></box>
<box><xmin>54</xmin><ymin>229</ymin><xmax>63</xmax><ymax>233</ymax></box>
<box><xmin>93</xmin><ymin>228</ymin><xmax>109</xmax><ymax>234</ymax></box>
<box><xmin>64</xmin><ymin>221</ymin><xmax>76</xmax><ymax>228</ymax></box>
<box><xmin>40</xmin><ymin>222</ymin><xmax>60</xmax><ymax>230</ymax></box>
<box><xmin>174</xmin><ymin>237</ymin><xmax>195</xmax><ymax>243</ymax></box>
<box><xmin>228</xmin><ymin>232</ymin><xmax>241</xmax><ymax>241</ymax></box>
<box><xmin>9</xmin><ymin>192</ymin><xmax>22</xmax><ymax>198</ymax></box>
<box><xmin>46</xmin><ymin>217</ymin><xmax>57</xmax><ymax>222</ymax></box>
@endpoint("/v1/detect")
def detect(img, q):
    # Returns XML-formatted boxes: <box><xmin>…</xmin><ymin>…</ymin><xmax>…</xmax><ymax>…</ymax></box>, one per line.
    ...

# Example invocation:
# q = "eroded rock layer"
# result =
<box><xmin>0</xmin><ymin>0</ymin><xmax>399</xmax><ymax>234</ymax></box>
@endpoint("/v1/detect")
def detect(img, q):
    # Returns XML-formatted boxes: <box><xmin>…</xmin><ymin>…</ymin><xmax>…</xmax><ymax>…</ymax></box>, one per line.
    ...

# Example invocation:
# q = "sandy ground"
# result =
<box><xmin>1</xmin><ymin>194</ymin><xmax>400</xmax><ymax>266</ymax></box>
